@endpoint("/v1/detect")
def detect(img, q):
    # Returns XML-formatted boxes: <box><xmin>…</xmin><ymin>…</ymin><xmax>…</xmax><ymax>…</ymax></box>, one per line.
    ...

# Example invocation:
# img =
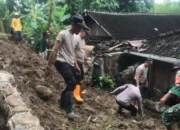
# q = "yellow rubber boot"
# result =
<box><xmin>74</xmin><ymin>84</ymin><xmax>84</xmax><ymax>102</ymax></box>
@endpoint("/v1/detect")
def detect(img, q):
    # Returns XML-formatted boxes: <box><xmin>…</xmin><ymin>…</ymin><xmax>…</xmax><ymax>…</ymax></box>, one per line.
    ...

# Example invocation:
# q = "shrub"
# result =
<box><xmin>93</xmin><ymin>75</ymin><xmax>114</xmax><ymax>90</ymax></box>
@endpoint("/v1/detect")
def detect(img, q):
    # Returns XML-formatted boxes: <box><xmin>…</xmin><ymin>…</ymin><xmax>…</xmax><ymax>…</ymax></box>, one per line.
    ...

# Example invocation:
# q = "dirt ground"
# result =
<box><xmin>0</xmin><ymin>35</ymin><xmax>166</xmax><ymax>130</ymax></box>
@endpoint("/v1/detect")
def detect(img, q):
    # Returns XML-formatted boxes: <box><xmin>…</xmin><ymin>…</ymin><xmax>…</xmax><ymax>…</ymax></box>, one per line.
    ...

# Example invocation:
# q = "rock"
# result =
<box><xmin>35</xmin><ymin>85</ymin><xmax>52</xmax><ymax>100</ymax></box>
<box><xmin>10</xmin><ymin>113</ymin><xmax>40</xmax><ymax>125</ymax></box>
<box><xmin>11</xmin><ymin>106</ymin><xmax>30</xmax><ymax>115</ymax></box>
<box><xmin>29</xmin><ymin>126</ymin><xmax>44</xmax><ymax>130</ymax></box>
<box><xmin>11</xmin><ymin>125</ymin><xmax>44</xmax><ymax>130</ymax></box>
<box><xmin>5</xmin><ymin>95</ymin><xmax>25</xmax><ymax>107</ymax></box>
<box><xmin>0</xmin><ymin>71</ymin><xmax>15</xmax><ymax>85</ymax></box>
<box><xmin>1</xmin><ymin>87</ymin><xmax>19</xmax><ymax>97</ymax></box>
<box><xmin>143</xmin><ymin>118</ymin><xmax>155</xmax><ymax>129</ymax></box>
<box><xmin>8</xmin><ymin>113</ymin><xmax>41</xmax><ymax>129</ymax></box>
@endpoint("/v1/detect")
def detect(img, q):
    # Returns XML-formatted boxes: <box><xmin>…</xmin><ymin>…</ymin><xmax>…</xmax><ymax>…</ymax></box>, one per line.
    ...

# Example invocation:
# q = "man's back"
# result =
<box><xmin>56</xmin><ymin>29</ymin><xmax>76</xmax><ymax>66</ymax></box>
<box><xmin>116</xmin><ymin>84</ymin><xmax>141</xmax><ymax>106</ymax></box>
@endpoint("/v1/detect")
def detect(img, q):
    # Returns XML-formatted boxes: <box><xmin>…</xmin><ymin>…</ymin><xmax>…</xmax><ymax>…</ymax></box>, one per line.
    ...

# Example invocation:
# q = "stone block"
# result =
<box><xmin>5</xmin><ymin>95</ymin><xmax>24</xmax><ymax>107</ymax></box>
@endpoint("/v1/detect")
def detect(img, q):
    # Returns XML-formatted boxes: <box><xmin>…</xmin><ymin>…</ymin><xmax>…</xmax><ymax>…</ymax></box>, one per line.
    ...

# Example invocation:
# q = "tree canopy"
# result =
<box><xmin>150</xmin><ymin>0</ymin><xmax>180</xmax><ymax>13</ymax></box>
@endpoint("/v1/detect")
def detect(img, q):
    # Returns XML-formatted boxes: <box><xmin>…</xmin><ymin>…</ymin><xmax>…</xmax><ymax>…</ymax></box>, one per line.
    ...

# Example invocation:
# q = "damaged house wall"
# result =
<box><xmin>86</xmin><ymin>11</ymin><xmax>180</xmax><ymax>99</ymax></box>
<box><xmin>115</xmin><ymin>53</ymin><xmax>176</xmax><ymax>99</ymax></box>
<box><xmin>136</xmin><ymin>31</ymin><xmax>180</xmax><ymax>99</ymax></box>
<box><xmin>150</xmin><ymin>60</ymin><xmax>175</xmax><ymax>99</ymax></box>
<box><xmin>99</xmin><ymin>50</ymin><xmax>177</xmax><ymax>99</ymax></box>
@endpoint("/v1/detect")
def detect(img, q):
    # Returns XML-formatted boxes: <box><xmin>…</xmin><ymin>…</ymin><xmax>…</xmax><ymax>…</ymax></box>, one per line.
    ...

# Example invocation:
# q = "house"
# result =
<box><xmin>85</xmin><ymin>11</ymin><xmax>180</xmax><ymax>99</ymax></box>
<box><xmin>84</xmin><ymin>11</ymin><xmax>180</xmax><ymax>43</ymax></box>
<box><xmin>116</xmin><ymin>31</ymin><xmax>180</xmax><ymax>99</ymax></box>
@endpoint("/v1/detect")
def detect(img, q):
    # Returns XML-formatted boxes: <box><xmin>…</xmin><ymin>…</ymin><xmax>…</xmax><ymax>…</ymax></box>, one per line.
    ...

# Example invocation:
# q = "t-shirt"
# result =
<box><xmin>56</xmin><ymin>29</ymin><xmax>76</xmax><ymax>66</ymax></box>
<box><xmin>112</xmin><ymin>84</ymin><xmax>143</xmax><ymax>114</ymax></box>
<box><xmin>12</xmin><ymin>18</ymin><xmax>22</xmax><ymax>31</ymax></box>
<box><xmin>134</xmin><ymin>63</ymin><xmax>148</xmax><ymax>83</ymax></box>
<box><xmin>169</xmin><ymin>84</ymin><xmax>180</xmax><ymax>96</ymax></box>
<box><xmin>75</xmin><ymin>35</ymin><xmax>86</xmax><ymax>63</ymax></box>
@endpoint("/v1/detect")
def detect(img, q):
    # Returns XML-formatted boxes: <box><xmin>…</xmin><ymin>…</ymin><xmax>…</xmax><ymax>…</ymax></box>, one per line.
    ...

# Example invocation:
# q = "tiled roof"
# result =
<box><xmin>86</xmin><ymin>11</ymin><xmax>180</xmax><ymax>40</ymax></box>
<box><xmin>141</xmin><ymin>32</ymin><xmax>180</xmax><ymax>59</ymax></box>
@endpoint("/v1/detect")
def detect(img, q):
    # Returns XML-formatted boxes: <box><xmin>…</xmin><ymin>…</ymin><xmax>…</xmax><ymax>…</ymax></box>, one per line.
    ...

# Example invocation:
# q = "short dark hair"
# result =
<box><xmin>145</xmin><ymin>58</ymin><xmax>153</xmax><ymax>64</ymax></box>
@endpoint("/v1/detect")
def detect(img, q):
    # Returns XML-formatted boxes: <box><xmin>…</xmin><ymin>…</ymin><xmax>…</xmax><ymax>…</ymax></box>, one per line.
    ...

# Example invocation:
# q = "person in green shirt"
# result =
<box><xmin>161</xmin><ymin>70</ymin><xmax>180</xmax><ymax>130</ymax></box>
<box><xmin>39</xmin><ymin>31</ymin><xmax>49</xmax><ymax>59</ymax></box>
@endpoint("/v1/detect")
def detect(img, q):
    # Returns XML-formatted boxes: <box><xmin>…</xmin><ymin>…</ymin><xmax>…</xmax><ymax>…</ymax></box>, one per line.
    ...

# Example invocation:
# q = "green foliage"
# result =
<box><xmin>5</xmin><ymin>0</ymin><xmax>17</xmax><ymax>13</ymax></box>
<box><xmin>116</xmin><ymin>0</ymin><xmax>154</xmax><ymax>12</ymax></box>
<box><xmin>90</xmin><ymin>0</ymin><xmax>119</xmax><ymax>11</ymax></box>
<box><xmin>149</xmin><ymin>1</ymin><xmax>180</xmax><ymax>14</ymax></box>
<box><xmin>51</xmin><ymin>3</ymin><xmax>71</xmax><ymax>32</ymax></box>
<box><xmin>0</xmin><ymin>0</ymin><xmax>7</xmax><ymax>19</ymax></box>
<box><xmin>93</xmin><ymin>75</ymin><xmax>115</xmax><ymax>90</ymax></box>
<box><xmin>21</xmin><ymin>0</ymin><xmax>49</xmax><ymax>38</ymax></box>
<box><xmin>19</xmin><ymin>0</ymin><xmax>70</xmax><ymax>43</ymax></box>
<box><xmin>0</xmin><ymin>0</ymin><xmax>12</xmax><ymax>33</ymax></box>
<box><xmin>66</xmin><ymin>0</ymin><xmax>119</xmax><ymax>14</ymax></box>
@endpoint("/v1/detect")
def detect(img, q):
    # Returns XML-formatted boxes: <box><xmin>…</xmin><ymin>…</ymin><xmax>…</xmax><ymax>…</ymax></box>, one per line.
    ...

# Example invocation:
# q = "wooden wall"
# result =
<box><xmin>149</xmin><ymin>60</ymin><xmax>175</xmax><ymax>99</ymax></box>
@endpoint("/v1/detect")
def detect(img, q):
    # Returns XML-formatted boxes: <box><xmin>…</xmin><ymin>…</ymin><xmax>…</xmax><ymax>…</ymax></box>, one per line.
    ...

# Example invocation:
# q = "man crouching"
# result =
<box><xmin>111</xmin><ymin>84</ymin><xmax>143</xmax><ymax>118</ymax></box>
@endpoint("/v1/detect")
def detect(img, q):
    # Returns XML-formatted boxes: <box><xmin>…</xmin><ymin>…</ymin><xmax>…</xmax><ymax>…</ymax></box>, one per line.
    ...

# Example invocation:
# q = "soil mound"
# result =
<box><xmin>0</xmin><ymin>35</ymin><xmax>166</xmax><ymax>130</ymax></box>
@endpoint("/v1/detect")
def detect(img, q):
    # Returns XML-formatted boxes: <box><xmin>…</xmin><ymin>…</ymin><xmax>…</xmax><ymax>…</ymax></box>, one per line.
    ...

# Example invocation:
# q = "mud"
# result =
<box><xmin>0</xmin><ymin>36</ymin><xmax>166</xmax><ymax>130</ymax></box>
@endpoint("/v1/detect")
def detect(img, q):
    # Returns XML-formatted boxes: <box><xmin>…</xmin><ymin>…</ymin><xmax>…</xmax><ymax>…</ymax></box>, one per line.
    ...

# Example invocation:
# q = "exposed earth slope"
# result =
<box><xmin>0</xmin><ymin>35</ymin><xmax>166</xmax><ymax>130</ymax></box>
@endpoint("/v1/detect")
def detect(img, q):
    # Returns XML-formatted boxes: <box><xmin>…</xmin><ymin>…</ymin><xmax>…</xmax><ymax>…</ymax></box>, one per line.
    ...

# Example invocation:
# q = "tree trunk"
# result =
<box><xmin>47</xmin><ymin>0</ymin><xmax>53</xmax><ymax>30</ymax></box>
<box><xmin>0</xmin><ymin>19</ymin><xmax>5</xmax><ymax>33</ymax></box>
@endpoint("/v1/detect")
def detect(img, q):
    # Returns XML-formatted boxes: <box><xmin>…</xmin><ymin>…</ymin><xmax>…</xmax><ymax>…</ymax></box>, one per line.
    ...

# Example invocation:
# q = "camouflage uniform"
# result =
<box><xmin>162</xmin><ymin>103</ymin><xmax>180</xmax><ymax>128</ymax></box>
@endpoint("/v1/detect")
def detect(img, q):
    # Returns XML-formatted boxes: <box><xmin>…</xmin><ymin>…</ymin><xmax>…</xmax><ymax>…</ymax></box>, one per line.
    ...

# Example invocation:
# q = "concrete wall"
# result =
<box><xmin>0</xmin><ymin>71</ymin><xmax>44</xmax><ymax>130</ymax></box>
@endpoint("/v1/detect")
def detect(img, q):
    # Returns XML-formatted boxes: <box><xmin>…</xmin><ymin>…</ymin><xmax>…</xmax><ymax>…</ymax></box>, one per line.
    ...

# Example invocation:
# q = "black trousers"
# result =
<box><xmin>139</xmin><ymin>83</ymin><xmax>149</xmax><ymax>99</ymax></box>
<box><xmin>116</xmin><ymin>100</ymin><xmax>137</xmax><ymax>117</ymax></box>
<box><xmin>75</xmin><ymin>62</ymin><xmax>84</xmax><ymax>84</ymax></box>
<box><xmin>133</xmin><ymin>79</ymin><xmax>148</xmax><ymax>98</ymax></box>
<box><xmin>14</xmin><ymin>31</ymin><xmax>22</xmax><ymax>41</ymax></box>
<box><xmin>54</xmin><ymin>60</ymin><xmax>76</xmax><ymax>113</ymax></box>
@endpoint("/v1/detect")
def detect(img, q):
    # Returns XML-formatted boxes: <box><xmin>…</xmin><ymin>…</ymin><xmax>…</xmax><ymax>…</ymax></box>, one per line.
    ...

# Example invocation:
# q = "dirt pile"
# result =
<box><xmin>0</xmin><ymin>36</ymin><xmax>166</xmax><ymax>130</ymax></box>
